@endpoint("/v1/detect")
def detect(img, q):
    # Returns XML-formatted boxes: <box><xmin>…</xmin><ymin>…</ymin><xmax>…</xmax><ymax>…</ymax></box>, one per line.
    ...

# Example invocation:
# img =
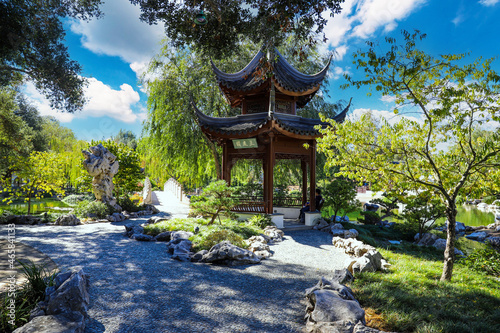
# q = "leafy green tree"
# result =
<box><xmin>401</xmin><ymin>192</ymin><xmax>446</xmax><ymax>241</ymax></box>
<box><xmin>323</xmin><ymin>178</ymin><xmax>360</xmax><ymax>221</ymax></box>
<box><xmin>0</xmin><ymin>87</ymin><xmax>33</xmax><ymax>179</ymax></box>
<box><xmin>90</xmin><ymin>140</ymin><xmax>143</xmax><ymax>197</ymax></box>
<box><xmin>112</xmin><ymin>129</ymin><xmax>138</xmax><ymax>150</ymax></box>
<box><xmin>14</xmin><ymin>95</ymin><xmax>48</xmax><ymax>152</ymax></box>
<box><xmin>1</xmin><ymin>0</ymin><xmax>102</xmax><ymax>112</ymax></box>
<box><xmin>2</xmin><ymin>151</ymin><xmax>65</xmax><ymax>214</ymax></box>
<box><xmin>369</xmin><ymin>192</ymin><xmax>400</xmax><ymax>219</ymax></box>
<box><xmin>130</xmin><ymin>0</ymin><xmax>345</xmax><ymax>59</ymax></box>
<box><xmin>191</xmin><ymin>180</ymin><xmax>238</xmax><ymax>225</ymax></box>
<box><xmin>318</xmin><ymin>30</ymin><xmax>500</xmax><ymax>281</ymax></box>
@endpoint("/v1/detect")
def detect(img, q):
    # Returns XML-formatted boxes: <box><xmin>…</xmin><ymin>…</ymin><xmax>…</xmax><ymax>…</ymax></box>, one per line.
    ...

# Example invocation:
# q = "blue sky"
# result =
<box><xmin>24</xmin><ymin>0</ymin><xmax>500</xmax><ymax>141</ymax></box>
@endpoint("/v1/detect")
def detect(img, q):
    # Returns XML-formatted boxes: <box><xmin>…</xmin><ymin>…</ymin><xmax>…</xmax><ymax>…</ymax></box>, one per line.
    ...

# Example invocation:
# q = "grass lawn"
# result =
<box><xmin>347</xmin><ymin>241</ymin><xmax>500</xmax><ymax>333</ymax></box>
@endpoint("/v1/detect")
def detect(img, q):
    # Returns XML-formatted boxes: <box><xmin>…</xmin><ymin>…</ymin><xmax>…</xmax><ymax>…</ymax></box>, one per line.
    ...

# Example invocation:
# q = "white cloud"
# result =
<box><xmin>380</xmin><ymin>95</ymin><xmax>397</xmax><ymax>103</ymax></box>
<box><xmin>70</xmin><ymin>0</ymin><xmax>164</xmax><ymax>75</ymax></box>
<box><xmin>452</xmin><ymin>14</ymin><xmax>464</xmax><ymax>26</ymax></box>
<box><xmin>330</xmin><ymin>66</ymin><xmax>350</xmax><ymax>80</ymax></box>
<box><xmin>349</xmin><ymin>108</ymin><xmax>422</xmax><ymax>126</ymax></box>
<box><xmin>479</xmin><ymin>0</ymin><xmax>500</xmax><ymax>6</ymax></box>
<box><xmin>24</xmin><ymin>78</ymin><xmax>141</xmax><ymax>123</ymax></box>
<box><xmin>322</xmin><ymin>0</ymin><xmax>427</xmax><ymax>50</ymax></box>
<box><xmin>332</xmin><ymin>45</ymin><xmax>349</xmax><ymax>61</ymax></box>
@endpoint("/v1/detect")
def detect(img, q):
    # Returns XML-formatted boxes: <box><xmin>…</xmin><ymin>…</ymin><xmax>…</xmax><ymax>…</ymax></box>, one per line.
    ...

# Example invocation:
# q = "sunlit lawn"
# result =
<box><xmin>349</xmin><ymin>244</ymin><xmax>500</xmax><ymax>333</ymax></box>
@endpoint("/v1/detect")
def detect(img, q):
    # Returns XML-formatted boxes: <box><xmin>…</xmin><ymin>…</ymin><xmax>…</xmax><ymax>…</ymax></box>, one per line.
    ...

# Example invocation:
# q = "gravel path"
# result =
<box><xmin>0</xmin><ymin>191</ymin><xmax>350</xmax><ymax>333</ymax></box>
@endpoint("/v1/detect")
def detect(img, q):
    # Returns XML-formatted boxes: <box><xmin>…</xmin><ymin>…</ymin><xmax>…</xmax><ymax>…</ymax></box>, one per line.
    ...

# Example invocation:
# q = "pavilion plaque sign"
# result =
<box><xmin>232</xmin><ymin>138</ymin><xmax>258</xmax><ymax>149</ymax></box>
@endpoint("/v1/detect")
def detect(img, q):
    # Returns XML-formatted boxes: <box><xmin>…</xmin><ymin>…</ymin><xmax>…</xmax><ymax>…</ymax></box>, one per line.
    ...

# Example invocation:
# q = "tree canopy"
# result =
<box><xmin>130</xmin><ymin>0</ymin><xmax>345</xmax><ymax>59</ymax></box>
<box><xmin>317</xmin><ymin>30</ymin><xmax>500</xmax><ymax>281</ymax></box>
<box><xmin>0</xmin><ymin>0</ymin><xmax>102</xmax><ymax>112</ymax></box>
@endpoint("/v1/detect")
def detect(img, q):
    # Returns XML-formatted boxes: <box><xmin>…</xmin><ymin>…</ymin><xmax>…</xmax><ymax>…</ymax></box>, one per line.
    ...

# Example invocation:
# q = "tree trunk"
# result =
<box><xmin>440</xmin><ymin>201</ymin><xmax>457</xmax><ymax>281</ymax></box>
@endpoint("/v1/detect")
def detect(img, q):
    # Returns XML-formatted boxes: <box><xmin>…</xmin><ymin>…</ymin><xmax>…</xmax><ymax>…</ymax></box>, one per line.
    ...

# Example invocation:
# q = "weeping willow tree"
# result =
<box><xmin>140</xmin><ymin>38</ymin><xmax>346</xmax><ymax>190</ymax></box>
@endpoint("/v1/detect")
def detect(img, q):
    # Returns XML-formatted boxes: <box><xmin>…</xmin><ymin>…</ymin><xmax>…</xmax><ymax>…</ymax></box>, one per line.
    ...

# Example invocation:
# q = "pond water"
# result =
<box><xmin>0</xmin><ymin>198</ymin><xmax>72</xmax><ymax>214</ymax></box>
<box><xmin>438</xmin><ymin>205</ymin><xmax>496</xmax><ymax>227</ymax></box>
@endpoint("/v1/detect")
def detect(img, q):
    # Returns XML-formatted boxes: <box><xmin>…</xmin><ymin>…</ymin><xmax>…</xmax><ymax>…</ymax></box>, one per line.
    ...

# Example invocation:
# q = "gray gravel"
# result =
<box><xmin>0</xmin><ymin>192</ymin><xmax>350</xmax><ymax>333</ymax></box>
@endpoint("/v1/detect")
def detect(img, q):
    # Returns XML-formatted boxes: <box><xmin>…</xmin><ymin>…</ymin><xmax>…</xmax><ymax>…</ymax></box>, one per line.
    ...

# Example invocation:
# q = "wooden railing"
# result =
<box><xmin>231</xmin><ymin>195</ymin><xmax>302</xmax><ymax>212</ymax></box>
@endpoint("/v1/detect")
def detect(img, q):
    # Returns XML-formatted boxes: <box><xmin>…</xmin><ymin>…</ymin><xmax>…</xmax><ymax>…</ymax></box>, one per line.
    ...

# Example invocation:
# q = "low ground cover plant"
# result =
<box><xmin>73</xmin><ymin>200</ymin><xmax>113</xmax><ymax>219</ymax></box>
<box><xmin>61</xmin><ymin>194</ymin><xmax>94</xmax><ymax>206</ymax></box>
<box><xmin>143</xmin><ymin>217</ymin><xmax>263</xmax><ymax>251</ymax></box>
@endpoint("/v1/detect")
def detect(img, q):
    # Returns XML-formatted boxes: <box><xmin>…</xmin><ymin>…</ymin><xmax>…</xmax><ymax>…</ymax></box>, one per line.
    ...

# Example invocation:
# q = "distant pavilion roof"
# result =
<box><xmin>193</xmin><ymin>100</ymin><xmax>350</xmax><ymax>140</ymax></box>
<box><xmin>211</xmin><ymin>49</ymin><xmax>331</xmax><ymax>108</ymax></box>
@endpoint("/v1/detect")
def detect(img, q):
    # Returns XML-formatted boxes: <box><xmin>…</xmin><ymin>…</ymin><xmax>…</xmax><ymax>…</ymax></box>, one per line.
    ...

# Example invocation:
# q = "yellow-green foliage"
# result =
<box><xmin>194</xmin><ymin>229</ymin><xmax>246</xmax><ymax>252</ymax></box>
<box><xmin>2</xmin><ymin>151</ymin><xmax>65</xmax><ymax>214</ymax></box>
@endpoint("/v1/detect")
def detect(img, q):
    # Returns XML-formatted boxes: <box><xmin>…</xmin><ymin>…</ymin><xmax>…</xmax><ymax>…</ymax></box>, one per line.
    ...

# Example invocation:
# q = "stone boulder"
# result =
<box><xmin>13</xmin><ymin>312</ymin><xmax>85</xmax><ymax>333</ymax></box>
<box><xmin>106</xmin><ymin>212</ymin><xmax>127</xmax><ymax>222</ymax></box>
<box><xmin>247</xmin><ymin>240</ymin><xmax>272</xmax><ymax>259</ymax></box>
<box><xmin>200</xmin><ymin>241</ymin><xmax>261</xmax><ymax>266</ymax></box>
<box><xmin>17</xmin><ymin>267</ymin><xmax>90</xmax><ymax>333</ymax></box>
<box><xmin>415</xmin><ymin>233</ymin><xmax>439</xmax><ymax>246</ymax></box>
<box><xmin>444</xmin><ymin>221</ymin><xmax>466</xmax><ymax>233</ymax></box>
<box><xmin>466</xmin><ymin>231</ymin><xmax>489</xmax><ymax>242</ymax></box>
<box><xmin>313</xmin><ymin>218</ymin><xmax>330</xmax><ymax>230</ymax></box>
<box><xmin>167</xmin><ymin>239</ymin><xmax>193</xmax><ymax>261</ymax></box>
<box><xmin>332</xmin><ymin>223</ymin><xmax>344</xmax><ymax>230</ymax></box>
<box><xmin>263</xmin><ymin>226</ymin><xmax>284</xmax><ymax>243</ymax></box>
<box><xmin>304</xmin><ymin>277</ymin><xmax>394</xmax><ymax>333</ymax></box>
<box><xmin>432</xmin><ymin>239</ymin><xmax>464</xmax><ymax>256</ymax></box>
<box><xmin>131</xmin><ymin>234</ymin><xmax>154</xmax><ymax>241</ymax></box>
<box><xmin>124</xmin><ymin>224</ymin><xmax>144</xmax><ymax>238</ymax></box>
<box><xmin>81</xmin><ymin>143</ymin><xmax>121</xmax><ymax>211</ymax></box>
<box><xmin>487</xmin><ymin>237</ymin><xmax>500</xmax><ymax>248</ymax></box>
<box><xmin>55</xmin><ymin>214</ymin><xmax>81</xmax><ymax>226</ymax></box>
<box><xmin>331</xmin><ymin>237</ymin><xmax>390</xmax><ymax>274</ymax></box>
<box><xmin>331</xmin><ymin>237</ymin><xmax>375</xmax><ymax>257</ymax></box>
<box><xmin>191</xmin><ymin>250</ymin><xmax>208</xmax><ymax>262</ymax></box>
<box><xmin>332</xmin><ymin>215</ymin><xmax>349</xmax><ymax>222</ymax></box>
<box><xmin>347</xmin><ymin>250</ymin><xmax>391</xmax><ymax>274</ymax></box>
<box><xmin>306</xmin><ymin>289</ymin><xmax>365</xmax><ymax>324</ymax></box>
<box><xmin>7</xmin><ymin>215</ymin><xmax>41</xmax><ymax>225</ymax></box>
<box><xmin>247</xmin><ymin>235</ymin><xmax>268</xmax><ymax>244</ymax></box>
<box><xmin>170</xmin><ymin>231</ymin><xmax>194</xmax><ymax>241</ymax></box>
<box><xmin>331</xmin><ymin>269</ymin><xmax>354</xmax><ymax>285</ymax></box>
<box><xmin>154</xmin><ymin>231</ymin><xmax>172</xmax><ymax>242</ymax></box>
<box><xmin>146</xmin><ymin>214</ymin><xmax>170</xmax><ymax>225</ymax></box>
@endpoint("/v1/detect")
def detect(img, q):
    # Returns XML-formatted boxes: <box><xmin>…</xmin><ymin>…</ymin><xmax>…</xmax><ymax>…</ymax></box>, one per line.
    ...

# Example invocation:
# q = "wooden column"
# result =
<box><xmin>262</xmin><ymin>159</ymin><xmax>268</xmax><ymax>212</ymax></box>
<box><xmin>301</xmin><ymin>159</ymin><xmax>307</xmax><ymax>206</ymax></box>
<box><xmin>309</xmin><ymin>140</ymin><xmax>316</xmax><ymax>212</ymax></box>
<box><xmin>265</xmin><ymin>133</ymin><xmax>275</xmax><ymax>214</ymax></box>
<box><xmin>222</xmin><ymin>140</ymin><xmax>231</xmax><ymax>185</ymax></box>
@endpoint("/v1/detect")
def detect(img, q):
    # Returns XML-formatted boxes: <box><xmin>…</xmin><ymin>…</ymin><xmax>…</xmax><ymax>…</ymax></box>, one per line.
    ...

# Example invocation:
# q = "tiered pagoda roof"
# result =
<box><xmin>195</xmin><ymin>48</ymin><xmax>350</xmax><ymax>141</ymax></box>
<box><xmin>211</xmin><ymin>49</ymin><xmax>331</xmax><ymax>108</ymax></box>
<box><xmin>193</xmin><ymin>101</ymin><xmax>350</xmax><ymax>140</ymax></box>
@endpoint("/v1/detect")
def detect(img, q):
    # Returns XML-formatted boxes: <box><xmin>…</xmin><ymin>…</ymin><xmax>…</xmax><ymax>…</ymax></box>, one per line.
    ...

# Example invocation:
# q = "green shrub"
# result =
<box><xmin>359</xmin><ymin>211</ymin><xmax>381</xmax><ymax>225</ymax></box>
<box><xmin>483</xmin><ymin>196</ymin><xmax>496</xmax><ymax>205</ymax></box>
<box><xmin>61</xmin><ymin>194</ymin><xmax>94</xmax><ymax>206</ymax></box>
<box><xmin>189</xmin><ymin>195</ymin><xmax>207</xmax><ymax>204</ymax></box>
<box><xmin>458</xmin><ymin>244</ymin><xmax>500</xmax><ymax>276</ymax></box>
<box><xmin>73</xmin><ymin>200</ymin><xmax>112</xmax><ymax>219</ymax></box>
<box><xmin>194</xmin><ymin>229</ymin><xmax>247</xmax><ymax>252</ymax></box>
<box><xmin>248</xmin><ymin>214</ymin><xmax>273</xmax><ymax>228</ymax></box>
<box><xmin>116</xmin><ymin>196</ymin><xmax>143</xmax><ymax>212</ymax></box>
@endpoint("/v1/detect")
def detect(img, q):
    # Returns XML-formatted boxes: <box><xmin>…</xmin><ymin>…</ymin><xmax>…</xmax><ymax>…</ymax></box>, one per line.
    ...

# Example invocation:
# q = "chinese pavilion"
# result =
<box><xmin>193</xmin><ymin>49</ymin><xmax>350</xmax><ymax>214</ymax></box>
